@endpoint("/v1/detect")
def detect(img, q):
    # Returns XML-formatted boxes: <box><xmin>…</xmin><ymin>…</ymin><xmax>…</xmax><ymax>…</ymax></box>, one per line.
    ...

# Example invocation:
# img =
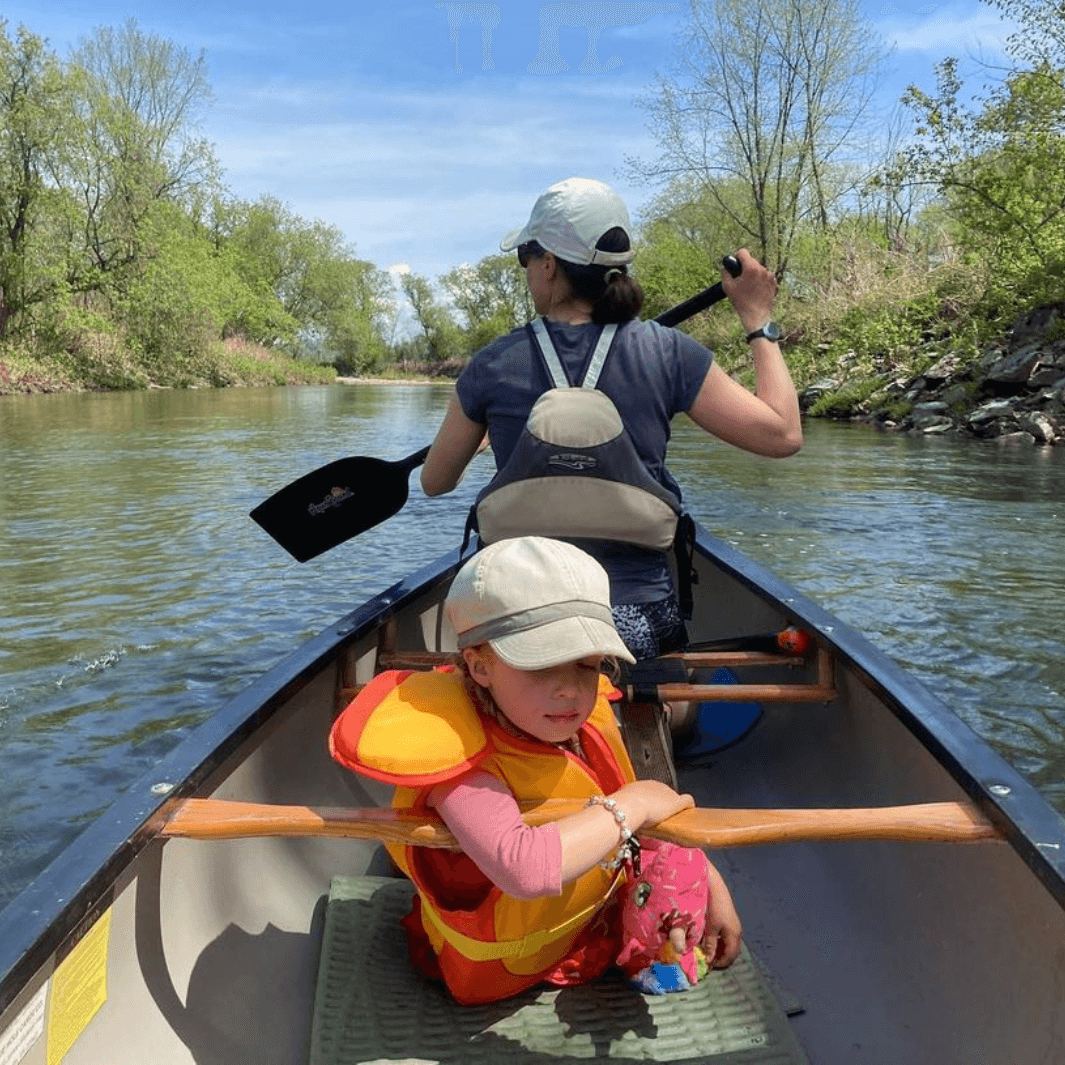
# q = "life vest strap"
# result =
<box><xmin>419</xmin><ymin>867</ymin><xmax>626</xmax><ymax>961</ymax></box>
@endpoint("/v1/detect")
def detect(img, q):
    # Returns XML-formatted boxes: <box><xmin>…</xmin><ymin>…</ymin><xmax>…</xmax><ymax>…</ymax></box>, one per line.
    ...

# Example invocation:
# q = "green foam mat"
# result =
<box><xmin>309</xmin><ymin>876</ymin><xmax>809</xmax><ymax>1065</ymax></box>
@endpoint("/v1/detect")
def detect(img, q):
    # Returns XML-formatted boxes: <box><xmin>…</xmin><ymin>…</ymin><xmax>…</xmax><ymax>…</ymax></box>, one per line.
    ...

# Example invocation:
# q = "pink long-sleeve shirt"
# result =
<box><xmin>428</xmin><ymin>771</ymin><xmax>563</xmax><ymax>899</ymax></box>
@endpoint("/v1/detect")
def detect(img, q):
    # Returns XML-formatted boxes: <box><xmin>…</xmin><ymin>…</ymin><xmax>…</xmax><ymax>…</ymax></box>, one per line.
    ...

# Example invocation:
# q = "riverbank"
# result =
<box><xmin>336</xmin><ymin>376</ymin><xmax>444</xmax><ymax>385</ymax></box>
<box><xmin>7</xmin><ymin>303</ymin><xmax>1064</xmax><ymax>450</ymax></box>
<box><xmin>0</xmin><ymin>334</ymin><xmax>336</xmax><ymax>396</ymax></box>
<box><xmin>801</xmin><ymin>301</ymin><xmax>1065</xmax><ymax>446</ymax></box>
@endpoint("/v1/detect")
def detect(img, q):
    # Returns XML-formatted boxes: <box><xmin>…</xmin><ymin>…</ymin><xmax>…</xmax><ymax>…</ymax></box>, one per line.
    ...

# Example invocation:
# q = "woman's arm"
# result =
<box><xmin>686</xmin><ymin>249</ymin><xmax>802</xmax><ymax>458</ymax></box>
<box><xmin>421</xmin><ymin>390</ymin><xmax>487</xmax><ymax>496</ymax></box>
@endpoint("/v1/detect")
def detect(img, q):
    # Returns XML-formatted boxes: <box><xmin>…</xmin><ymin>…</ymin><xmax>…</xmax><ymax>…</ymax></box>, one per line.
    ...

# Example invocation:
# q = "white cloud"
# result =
<box><xmin>205</xmin><ymin>72</ymin><xmax>662</xmax><ymax>279</ymax></box>
<box><xmin>877</xmin><ymin>5</ymin><xmax>1014</xmax><ymax>56</ymax></box>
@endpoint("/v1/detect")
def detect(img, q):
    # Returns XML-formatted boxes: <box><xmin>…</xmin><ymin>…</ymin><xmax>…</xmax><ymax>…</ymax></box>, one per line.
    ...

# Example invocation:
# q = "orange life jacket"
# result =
<box><xmin>329</xmin><ymin>667</ymin><xmax>637</xmax><ymax>1004</ymax></box>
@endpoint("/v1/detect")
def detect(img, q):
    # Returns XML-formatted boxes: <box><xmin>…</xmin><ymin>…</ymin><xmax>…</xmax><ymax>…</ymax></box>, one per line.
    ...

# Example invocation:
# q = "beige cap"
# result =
<box><xmin>500</xmin><ymin>177</ymin><xmax>635</xmax><ymax>267</ymax></box>
<box><xmin>446</xmin><ymin>537</ymin><xmax>635</xmax><ymax>669</ymax></box>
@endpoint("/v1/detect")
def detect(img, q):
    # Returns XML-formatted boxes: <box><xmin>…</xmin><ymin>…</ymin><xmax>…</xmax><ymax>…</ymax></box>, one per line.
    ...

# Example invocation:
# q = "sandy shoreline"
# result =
<box><xmin>335</xmin><ymin>376</ymin><xmax>450</xmax><ymax>386</ymax></box>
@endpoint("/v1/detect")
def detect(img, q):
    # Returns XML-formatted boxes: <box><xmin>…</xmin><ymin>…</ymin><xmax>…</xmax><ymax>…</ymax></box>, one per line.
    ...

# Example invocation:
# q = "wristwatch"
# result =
<box><xmin>745</xmin><ymin>320</ymin><xmax>782</xmax><ymax>343</ymax></box>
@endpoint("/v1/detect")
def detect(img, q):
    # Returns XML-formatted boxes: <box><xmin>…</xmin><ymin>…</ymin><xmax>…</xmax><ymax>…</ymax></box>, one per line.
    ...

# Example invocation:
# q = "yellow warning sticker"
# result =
<box><xmin>46</xmin><ymin>908</ymin><xmax>112</xmax><ymax>1065</ymax></box>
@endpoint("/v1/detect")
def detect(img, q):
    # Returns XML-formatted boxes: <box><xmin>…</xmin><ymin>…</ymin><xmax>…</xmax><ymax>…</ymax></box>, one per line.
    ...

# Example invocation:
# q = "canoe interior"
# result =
<box><xmin>3</xmin><ymin>532</ymin><xmax>1065</xmax><ymax>1064</ymax></box>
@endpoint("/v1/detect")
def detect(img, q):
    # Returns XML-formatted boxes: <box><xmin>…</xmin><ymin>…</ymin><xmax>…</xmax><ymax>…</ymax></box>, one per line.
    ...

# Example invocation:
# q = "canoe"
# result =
<box><xmin>2</xmin><ymin>525</ymin><xmax>1064</xmax><ymax>1064</ymax></box>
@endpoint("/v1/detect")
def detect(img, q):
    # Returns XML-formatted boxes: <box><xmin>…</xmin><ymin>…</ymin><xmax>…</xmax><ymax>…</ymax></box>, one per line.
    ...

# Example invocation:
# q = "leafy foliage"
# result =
<box><xmin>903</xmin><ymin>58</ymin><xmax>1065</xmax><ymax>304</ymax></box>
<box><xmin>629</xmin><ymin>0</ymin><xmax>886</xmax><ymax>272</ymax></box>
<box><xmin>440</xmin><ymin>253</ymin><xmax>534</xmax><ymax>351</ymax></box>
<box><xmin>0</xmin><ymin>18</ymin><xmax>392</xmax><ymax>389</ymax></box>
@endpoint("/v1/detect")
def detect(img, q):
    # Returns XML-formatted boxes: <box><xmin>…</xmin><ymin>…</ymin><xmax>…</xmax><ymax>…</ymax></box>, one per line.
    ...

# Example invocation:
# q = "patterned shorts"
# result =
<box><xmin>611</xmin><ymin>595</ymin><xmax>688</xmax><ymax>662</ymax></box>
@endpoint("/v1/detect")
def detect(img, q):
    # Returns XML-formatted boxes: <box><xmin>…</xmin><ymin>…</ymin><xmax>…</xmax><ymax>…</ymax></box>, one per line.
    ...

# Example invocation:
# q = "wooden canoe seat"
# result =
<box><xmin>336</xmin><ymin>641</ymin><xmax>839</xmax><ymax>713</ymax></box>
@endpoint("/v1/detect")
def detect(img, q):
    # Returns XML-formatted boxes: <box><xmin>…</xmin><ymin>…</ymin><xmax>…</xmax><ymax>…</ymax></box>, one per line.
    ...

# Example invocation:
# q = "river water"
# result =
<box><xmin>2</xmin><ymin>384</ymin><xmax>1064</xmax><ymax>910</ymax></box>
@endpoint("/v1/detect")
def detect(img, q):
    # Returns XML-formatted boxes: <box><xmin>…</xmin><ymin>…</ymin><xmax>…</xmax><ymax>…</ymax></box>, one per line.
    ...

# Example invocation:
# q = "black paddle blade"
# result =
<box><xmin>250</xmin><ymin>446</ymin><xmax>431</xmax><ymax>562</ymax></box>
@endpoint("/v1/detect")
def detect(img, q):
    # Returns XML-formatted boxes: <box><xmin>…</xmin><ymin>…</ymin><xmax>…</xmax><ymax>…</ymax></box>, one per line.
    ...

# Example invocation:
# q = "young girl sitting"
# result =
<box><xmin>329</xmin><ymin>536</ymin><xmax>742</xmax><ymax>1005</ymax></box>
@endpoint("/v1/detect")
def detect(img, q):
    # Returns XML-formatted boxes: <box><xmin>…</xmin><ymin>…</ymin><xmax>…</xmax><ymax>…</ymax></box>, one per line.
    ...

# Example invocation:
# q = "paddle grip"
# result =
<box><xmin>654</xmin><ymin>255</ymin><xmax>742</xmax><ymax>329</ymax></box>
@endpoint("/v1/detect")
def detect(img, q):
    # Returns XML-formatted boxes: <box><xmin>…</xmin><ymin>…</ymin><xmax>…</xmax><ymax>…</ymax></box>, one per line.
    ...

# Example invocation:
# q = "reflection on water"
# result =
<box><xmin>2</xmin><ymin>386</ymin><xmax>1065</xmax><ymax>908</ymax></box>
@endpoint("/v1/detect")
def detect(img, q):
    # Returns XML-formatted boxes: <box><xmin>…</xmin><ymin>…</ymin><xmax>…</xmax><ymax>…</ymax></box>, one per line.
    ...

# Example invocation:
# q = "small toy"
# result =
<box><xmin>615</xmin><ymin>839</ymin><xmax>712</xmax><ymax>994</ymax></box>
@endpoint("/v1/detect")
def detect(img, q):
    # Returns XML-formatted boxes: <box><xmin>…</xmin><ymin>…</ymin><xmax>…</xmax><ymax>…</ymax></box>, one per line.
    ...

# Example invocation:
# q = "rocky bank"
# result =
<box><xmin>800</xmin><ymin>302</ymin><xmax>1065</xmax><ymax>445</ymax></box>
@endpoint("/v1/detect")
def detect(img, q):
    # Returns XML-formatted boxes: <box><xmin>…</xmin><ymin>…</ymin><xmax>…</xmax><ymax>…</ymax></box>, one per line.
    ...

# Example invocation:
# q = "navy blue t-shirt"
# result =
<box><xmin>455</xmin><ymin>318</ymin><xmax>713</xmax><ymax>603</ymax></box>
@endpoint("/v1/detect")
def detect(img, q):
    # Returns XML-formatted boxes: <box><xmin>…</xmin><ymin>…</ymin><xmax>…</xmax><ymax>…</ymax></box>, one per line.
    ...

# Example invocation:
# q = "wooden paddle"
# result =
<box><xmin>250</xmin><ymin>257</ymin><xmax>742</xmax><ymax>561</ymax></box>
<box><xmin>160</xmin><ymin>797</ymin><xmax>1002</xmax><ymax>848</ymax></box>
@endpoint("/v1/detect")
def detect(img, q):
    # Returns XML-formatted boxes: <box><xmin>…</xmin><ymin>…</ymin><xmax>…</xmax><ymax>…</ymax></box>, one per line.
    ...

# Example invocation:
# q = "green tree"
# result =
<box><xmin>212</xmin><ymin>194</ymin><xmax>392</xmax><ymax>367</ymax></box>
<box><xmin>400</xmin><ymin>271</ymin><xmax>464</xmax><ymax>362</ymax></box>
<box><xmin>987</xmin><ymin>0</ymin><xmax>1065</xmax><ymax>70</ymax></box>
<box><xmin>440</xmin><ymin>252</ymin><xmax>533</xmax><ymax>351</ymax></box>
<box><xmin>0</xmin><ymin>23</ymin><xmax>72</xmax><ymax>337</ymax></box>
<box><xmin>903</xmin><ymin>58</ymin><xmax>1065</xmax><ymax>294</ymax></box>
<box><xmin>62</xmin><ymin>19</ymin><xmax>218</xmax><ymax>291</ymax></box>
<box><xmin>630</xmin><ymin>0</ymin><xmax>886</xmax><ymax>272</ymax></box>
<box><xmin>633</xmin><ymin>178</ymin><xmax>753</xmax><ymax>319</ymax></box>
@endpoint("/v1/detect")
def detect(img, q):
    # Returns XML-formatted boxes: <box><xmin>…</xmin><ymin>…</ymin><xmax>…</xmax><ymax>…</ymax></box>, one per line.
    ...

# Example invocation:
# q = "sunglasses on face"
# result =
<box><xmin>517</xmin><ymin>241</ymin><xmax>545</xmax><ymax>268</ymax></box>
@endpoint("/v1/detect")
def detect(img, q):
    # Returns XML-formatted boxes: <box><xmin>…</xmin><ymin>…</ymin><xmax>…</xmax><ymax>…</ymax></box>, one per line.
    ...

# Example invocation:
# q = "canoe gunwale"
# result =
<box><xmin>3</xmin><ymin>531</ymin><xmax>1065</xmax><ymax>1015</ymax></box>
<box><xmin>0</xmin><ymin>547</ymin><xmax>467</xmax><ymax>1014</ymax></box>
<box><xmin>699</xmin><ymin>529</ymin><xmax>1065</xmax><ymax>906</ymax></box>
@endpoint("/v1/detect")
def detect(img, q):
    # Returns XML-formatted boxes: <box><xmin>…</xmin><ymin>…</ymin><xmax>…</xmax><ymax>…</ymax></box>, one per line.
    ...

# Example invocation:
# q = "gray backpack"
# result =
<box><xmin>472</xmin><ymin>318</ymin><xmax>682</xmax><ymax>551</ymax></box>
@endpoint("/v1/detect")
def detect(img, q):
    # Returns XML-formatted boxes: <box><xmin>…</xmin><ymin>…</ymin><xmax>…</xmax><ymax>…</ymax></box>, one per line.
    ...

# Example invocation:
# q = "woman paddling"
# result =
<box><xmin>421</xmin><ymin>177</ymin><xmax>802</xmax><ymax>662</ymax></box>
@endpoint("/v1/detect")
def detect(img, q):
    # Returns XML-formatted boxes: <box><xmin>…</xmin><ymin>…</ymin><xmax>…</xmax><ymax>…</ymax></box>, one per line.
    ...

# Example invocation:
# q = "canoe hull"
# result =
<box><xmin>3</xmin><ymin>530</ymin><xmax>1064</xmax><ymax>1064</ymax></box>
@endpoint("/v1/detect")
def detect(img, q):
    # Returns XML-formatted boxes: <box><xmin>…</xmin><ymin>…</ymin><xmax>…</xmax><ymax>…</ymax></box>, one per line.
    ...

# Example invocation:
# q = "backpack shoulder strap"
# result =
<box><xmin>581</xmin><ymin>323</ymin><xmax>618</xmax><ymax>390</ymax></box>
<box><xmin>529</xmin><ymin>318</ymin><xmax>570</xmax><ymax>388</ymax></box>
<box><xmin>529</xmin><ymin>318</ymin><xmax>619</xmax><ymax>391</ymax></box>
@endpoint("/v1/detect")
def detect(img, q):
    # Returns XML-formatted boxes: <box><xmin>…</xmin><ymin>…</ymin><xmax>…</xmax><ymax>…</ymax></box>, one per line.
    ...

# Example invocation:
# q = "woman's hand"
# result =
<box><xmin>721</xmin><ymin>248</ymin><xmax>778</xmax><ymax>336</ymax></box>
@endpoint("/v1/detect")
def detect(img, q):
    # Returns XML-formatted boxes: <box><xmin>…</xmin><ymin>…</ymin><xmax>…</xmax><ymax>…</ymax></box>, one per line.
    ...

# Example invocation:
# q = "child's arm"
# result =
<box><xmin>556</xmin><ymin>780</ymin><xmax>695</xmax><ymax>884</ymax></box>
<box><xmin>700</xmin><ymin>858</ymin><xmax>743</xmax><ymax>968</ymax></box>
<box><xmin>430</xmin><ymin>775</ymin><xmax>696</xmax><ymax>897</ymax></box>
<box><xmin>429</xmin><ymin>772</ymin><xmax>563</xmax><ymax>899</ymax></box>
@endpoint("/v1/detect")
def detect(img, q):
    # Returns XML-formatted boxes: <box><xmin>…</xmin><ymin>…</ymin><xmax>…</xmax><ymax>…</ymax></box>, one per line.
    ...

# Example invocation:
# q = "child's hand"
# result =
<box><xmin>701</xmin><ymin>861</ymin><xmax>743</xmax><ymax>969</ymax></box>
<box><xmin>611</xmin><ymin>780</ymin><xmax>694</xmax><ymax>832</ymax></box>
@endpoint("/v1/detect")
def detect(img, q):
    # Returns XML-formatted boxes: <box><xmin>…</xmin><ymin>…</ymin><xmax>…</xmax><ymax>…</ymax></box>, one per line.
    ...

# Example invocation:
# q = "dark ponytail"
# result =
<box><xmin>556</xmin><ymin>225</ymin><xmax>644</xmax><ymax>324</ymax></box>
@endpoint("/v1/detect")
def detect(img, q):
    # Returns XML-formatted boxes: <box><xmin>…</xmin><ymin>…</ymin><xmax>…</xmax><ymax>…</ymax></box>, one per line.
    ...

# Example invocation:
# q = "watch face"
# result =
<box><xmin>748</xmin><ymin>320</ymin><xmax>782</xmax><ymax>342</ymax></box>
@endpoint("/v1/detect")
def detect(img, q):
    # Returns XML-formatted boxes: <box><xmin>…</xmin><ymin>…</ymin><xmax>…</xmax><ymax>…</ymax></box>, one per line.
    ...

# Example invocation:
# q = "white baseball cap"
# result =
<box><xmin>500</xmin><ymin>177</ymin><xmax>635</xmax><ymax>267</ymax></box>
<box><xmin>446</xmin><ymin>537</ymin><xmax>635</xmax><ymax>669</ymax></box>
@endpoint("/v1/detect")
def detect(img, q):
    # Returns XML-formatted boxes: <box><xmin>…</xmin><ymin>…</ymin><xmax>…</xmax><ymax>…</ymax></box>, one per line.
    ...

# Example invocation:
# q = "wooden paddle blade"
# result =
<box><xmin>641</xmin><ymin>802</ymin><xmax>1002</xmax><ymax>848</ymax></box>
<box><xmin>250</xmin><ymin>446</ymin><xmax>430</xmax><ymax>561</ymax></box>
<box><xmin>161</xmin><ymin>798</ymin><xmax>1002</xmax><ymax>848</ymax></box>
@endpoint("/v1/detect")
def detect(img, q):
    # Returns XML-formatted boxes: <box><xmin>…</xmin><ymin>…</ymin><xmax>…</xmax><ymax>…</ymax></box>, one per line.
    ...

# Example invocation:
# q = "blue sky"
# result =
<box><xmin>6</xmin><ymin>0</ymin><xmax>1016</xmax><ymax>285</ymax></box>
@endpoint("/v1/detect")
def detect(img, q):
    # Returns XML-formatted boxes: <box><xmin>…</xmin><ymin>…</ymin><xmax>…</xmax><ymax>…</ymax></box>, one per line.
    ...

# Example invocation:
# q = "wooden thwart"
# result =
<box><xmin>377</xmin><ymin>649</ymin><xmax>806</xmax><ymax>672</ymax></box>
<box><xmin>347</xmin><ymin>646</ymin><xmax>839</xmax><ymax>709</ymax></box>
<box><xmin>161</xmin><ymin>797</ymin><xmax>1003</xmax><ymax>849</ymax></box>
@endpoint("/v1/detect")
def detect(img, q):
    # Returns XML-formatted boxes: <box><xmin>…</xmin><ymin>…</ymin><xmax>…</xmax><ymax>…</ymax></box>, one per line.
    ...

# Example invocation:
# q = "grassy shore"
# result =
<box><xmin>0</xmin><ymin>334</ymin><xmax>336</xmax><ymax>396</ymax></box>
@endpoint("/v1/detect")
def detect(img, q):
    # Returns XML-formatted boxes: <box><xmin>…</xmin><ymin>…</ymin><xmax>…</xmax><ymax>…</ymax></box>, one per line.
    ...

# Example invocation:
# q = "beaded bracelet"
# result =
<box><xmin>587</xmin><ymin>794</ymin><xmax>642</xmax><ymax>875</ymax></box>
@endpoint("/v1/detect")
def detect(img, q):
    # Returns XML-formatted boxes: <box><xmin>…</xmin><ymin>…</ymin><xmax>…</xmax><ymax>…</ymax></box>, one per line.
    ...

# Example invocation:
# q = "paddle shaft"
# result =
<box><xmin>161</xmin><ymin>797</ymin><xmax>1002</xmax><ymax>848</ymax></box>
